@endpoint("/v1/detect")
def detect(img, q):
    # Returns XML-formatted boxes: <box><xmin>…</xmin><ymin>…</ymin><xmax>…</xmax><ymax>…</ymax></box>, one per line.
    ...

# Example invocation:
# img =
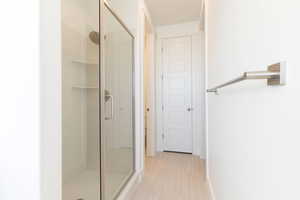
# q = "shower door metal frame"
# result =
<box><xmin>99</xmin><ymin>1</ymin><xmax>136</xmax><ymax>199</ymax></box>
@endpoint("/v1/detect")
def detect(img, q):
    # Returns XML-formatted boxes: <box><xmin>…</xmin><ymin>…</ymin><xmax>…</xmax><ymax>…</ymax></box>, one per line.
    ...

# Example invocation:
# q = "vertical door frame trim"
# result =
<box><xmin>138</xmin><ymin>2</ymin><xmax>156</xmax><ymax>177</ymax></box>
<box><xmin>142</xmin><ymin>15</ymin><xmax>156</xmax><ymax>158</ymax></box>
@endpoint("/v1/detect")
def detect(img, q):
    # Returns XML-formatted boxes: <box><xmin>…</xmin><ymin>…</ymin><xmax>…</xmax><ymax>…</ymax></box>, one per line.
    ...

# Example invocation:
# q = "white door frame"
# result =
<box><xmin>143</xmin><ymin>14</ymin><xmax>156</xmax><ymax>157</ymax></box>
<box><xmin>156</xmin><ymin>25</ymin><xmax>204</xmax><ymax>157</ymax></box>
<box><xmin>139</xmin><ymin>4</ymin><xmax>156</xmax><ymax>173</ymax></box>
<box><xmin>201</xmin><ymin>0</ymin><xmax>209</xmax><ymax>179</ymax></box>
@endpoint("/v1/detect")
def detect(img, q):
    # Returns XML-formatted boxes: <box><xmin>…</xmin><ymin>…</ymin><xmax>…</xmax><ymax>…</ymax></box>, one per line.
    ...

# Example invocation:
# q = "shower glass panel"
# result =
<box><xmin>101</xmin><ymin>4</ymin><xmax>135</xmax><ymax>200</ymax></box>
<box><xmin>62</xmin><ymin>0</ymin><xmax>100</xmax><ymax>199</ymax></box>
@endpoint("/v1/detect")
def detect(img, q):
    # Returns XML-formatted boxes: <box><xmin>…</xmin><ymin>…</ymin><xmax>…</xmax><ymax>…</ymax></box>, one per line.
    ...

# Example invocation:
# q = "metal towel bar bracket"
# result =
<box><xmin>207</xmin><ymin>62</ymin><xmax>287</xmax><ymax>94</ymax></box>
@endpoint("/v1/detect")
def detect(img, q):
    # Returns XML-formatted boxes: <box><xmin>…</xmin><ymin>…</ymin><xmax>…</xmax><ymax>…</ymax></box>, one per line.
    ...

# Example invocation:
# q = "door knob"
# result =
<box><xmin>187</xmin><ymin>108</ymin><xmax>193</xmax><ymax>112</ymax></box>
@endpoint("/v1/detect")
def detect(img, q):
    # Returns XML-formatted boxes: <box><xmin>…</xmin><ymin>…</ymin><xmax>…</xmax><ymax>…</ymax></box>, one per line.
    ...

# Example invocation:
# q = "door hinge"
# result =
<box><xmin>161</xmin><ymin>75</ymin><xmax>164</xmax><ymax>80</ymax></box>
<box><xmin>162</xmin><ymin>134</ymin><xmax>165</xmax><ymax>140</ymax></box>
<box><xmin>161</xmin><ymin>47</ymin><xmax>164</xmax><ymax>53</ymax></box>
<box><xmin>162</xmin><ymin>105</ymin><xmax>164</xmax><ymax>111</ymax></box>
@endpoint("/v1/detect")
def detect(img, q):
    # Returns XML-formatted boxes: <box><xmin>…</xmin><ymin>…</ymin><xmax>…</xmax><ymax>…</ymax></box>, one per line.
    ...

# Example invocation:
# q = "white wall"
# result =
<box><xmin>206</xmin><ymin>0</ymin><xmax>300</xmax><ymax>199</ymax></box>
<box><xmin>0</xmin><ymin>0</ymin><xmax>61</xmax><ymax>200</ymax></box>
<box><xmin>156</xmin><ymin>21</ymin><xmax>201</xmax><ymax>38</ymax></box>
<box><xmin>41</xmin><ymin>0</ymin><xmax>62</xmax><ymax>199</ymax></box>
<box><xmin>156</xmin><ymin>22</ymin><xmax>206</xmax><ymax>158</ymax></box>
<box><xmin>0</xmin><ymin>2</ymin><xmax>40</xmax><ymax>198</ymax></box>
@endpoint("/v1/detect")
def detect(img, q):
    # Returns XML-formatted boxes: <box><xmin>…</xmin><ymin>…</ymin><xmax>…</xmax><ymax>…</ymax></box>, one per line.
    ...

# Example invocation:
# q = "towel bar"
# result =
<box><xmin>206</xmin><ymin>62</ymin><xmax>286</xmax><ymax>94</ymax></box>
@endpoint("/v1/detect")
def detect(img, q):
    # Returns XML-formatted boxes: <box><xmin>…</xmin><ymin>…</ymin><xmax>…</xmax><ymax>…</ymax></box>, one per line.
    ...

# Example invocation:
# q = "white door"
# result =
<box><xmin>162</xmin><ymin>36</ymin><xmax>193</xmax><ymax>153</ymax></box>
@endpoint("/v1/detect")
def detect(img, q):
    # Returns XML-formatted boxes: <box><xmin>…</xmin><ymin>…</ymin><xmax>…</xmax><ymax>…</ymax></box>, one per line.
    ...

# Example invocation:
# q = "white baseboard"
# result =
<box><xmin>116</xmin><ymin>170</ymin><xmax>144</xmax><ymax>200</ymax></box>
<box><xmin>207</xmin><ymin>175</ymin><xmax>216</xmax><ymax>200</ymax></box>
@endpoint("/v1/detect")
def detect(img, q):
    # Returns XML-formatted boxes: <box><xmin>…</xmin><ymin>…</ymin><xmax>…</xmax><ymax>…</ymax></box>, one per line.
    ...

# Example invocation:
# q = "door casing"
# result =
<box><xmin>156</xmin><ymin>25</ymin><xmax>204</xmax><ymax>157</ymax></box>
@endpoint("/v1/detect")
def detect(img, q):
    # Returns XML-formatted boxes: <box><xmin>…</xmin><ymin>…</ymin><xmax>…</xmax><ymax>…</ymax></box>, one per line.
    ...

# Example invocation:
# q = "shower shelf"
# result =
<box><xmin>72</xmin><ymin>60</ymin><xmax>98</xmax><ymax>65</ymax></box>
<box><xmin>72</xmin><ymin>85</ymin><xmax>99</xmax><ymax>89</ymax></box>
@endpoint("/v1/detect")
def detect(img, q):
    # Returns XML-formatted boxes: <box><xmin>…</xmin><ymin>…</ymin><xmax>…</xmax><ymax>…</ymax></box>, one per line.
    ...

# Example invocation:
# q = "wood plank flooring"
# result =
<box><xmin>128</xmin><ymin>152</ymin><xmax>211</xmax><ymax>200</ymax></box>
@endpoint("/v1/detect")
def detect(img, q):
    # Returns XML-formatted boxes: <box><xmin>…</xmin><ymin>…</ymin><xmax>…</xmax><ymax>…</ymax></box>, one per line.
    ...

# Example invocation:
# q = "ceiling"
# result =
<box><xmin>145</xmin><ymin>0</ymin><xmax>203</xmax><ymax>26</ymax></box>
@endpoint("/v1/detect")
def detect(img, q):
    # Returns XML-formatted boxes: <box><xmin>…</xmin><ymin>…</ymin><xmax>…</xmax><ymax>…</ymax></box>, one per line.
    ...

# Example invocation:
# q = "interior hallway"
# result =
<box><xmin>129</xmin><ymin>153</ymin><xmax>211</xmax><ymax>200</ymax></box>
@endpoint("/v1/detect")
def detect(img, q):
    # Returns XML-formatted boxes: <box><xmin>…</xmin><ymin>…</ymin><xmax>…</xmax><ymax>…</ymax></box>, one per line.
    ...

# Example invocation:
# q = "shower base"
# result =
<box><xmin>63</xmin><ymin>148</ymin><xmax>133</xmax><ymax>200</ymax></box>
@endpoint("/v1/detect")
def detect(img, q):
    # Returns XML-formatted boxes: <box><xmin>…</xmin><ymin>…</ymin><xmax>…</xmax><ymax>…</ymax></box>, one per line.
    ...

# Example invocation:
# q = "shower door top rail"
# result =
<box><xmin>206</xmin><ymin>62</ymin><xmax>287</xmax><ymax>94</ymax></box>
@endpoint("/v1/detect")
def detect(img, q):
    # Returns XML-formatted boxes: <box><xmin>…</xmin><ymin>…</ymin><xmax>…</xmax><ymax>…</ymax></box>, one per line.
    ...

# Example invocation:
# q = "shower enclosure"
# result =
<box><xmin>62</xmin><ymin>0</ymin><xmax>135</xmax><ymax>199</ymax></box>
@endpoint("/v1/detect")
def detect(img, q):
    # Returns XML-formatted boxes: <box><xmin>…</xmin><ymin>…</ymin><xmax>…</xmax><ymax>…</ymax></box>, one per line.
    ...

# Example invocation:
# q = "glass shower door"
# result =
<box><xmin>101</xmin><ymin>4</ymin><xmax>135</xmax><ymax>200</ymax></box>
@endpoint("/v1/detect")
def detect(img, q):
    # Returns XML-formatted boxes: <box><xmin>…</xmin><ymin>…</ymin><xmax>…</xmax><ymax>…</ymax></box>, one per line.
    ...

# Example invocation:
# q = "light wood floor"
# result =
<box><xmin>128</xmin><ymin>152</ymin><xmax>211</xmax><ymax>200</ymax></box>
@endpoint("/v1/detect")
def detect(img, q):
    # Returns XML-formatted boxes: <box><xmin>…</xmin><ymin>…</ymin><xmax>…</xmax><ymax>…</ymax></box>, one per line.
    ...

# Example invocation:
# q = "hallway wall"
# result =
<box><xmin>0</xmin><ymin>1</ymin><xmax>42</xmax><ymax>200</ymax></box>
<box><xmin>206</xmin><ymin>0</ymin><xmax>300</xmax><ymax>200</ymax></box>
<box><xmin>0</xmin><ymin>0</ymin><xmax>62</xmax><ymax>200</ymax></box>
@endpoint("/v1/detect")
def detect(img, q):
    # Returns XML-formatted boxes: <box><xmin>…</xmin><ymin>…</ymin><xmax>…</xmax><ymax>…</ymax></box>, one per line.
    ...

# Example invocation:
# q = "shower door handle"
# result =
<box><xmin>105</xmin><ymin>91</ymin><xmax>114</xmax><ymax>120</ymax></box>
